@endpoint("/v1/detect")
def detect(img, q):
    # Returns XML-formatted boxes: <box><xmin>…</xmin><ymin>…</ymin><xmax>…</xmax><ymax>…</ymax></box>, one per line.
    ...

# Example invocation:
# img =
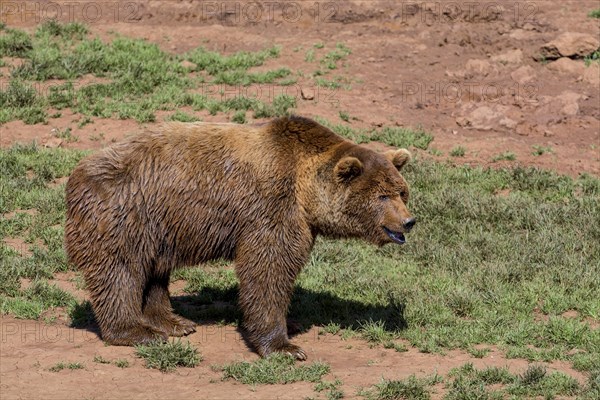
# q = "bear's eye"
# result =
<box><xmin>379</xmin><ymin>195</ymin><xmax>389</xmax><ymax>201</ymax></box>
<box><xmin>400</xmin><ymin>191</ymin><xmax>406</xmax><ymax>198</ymax></box>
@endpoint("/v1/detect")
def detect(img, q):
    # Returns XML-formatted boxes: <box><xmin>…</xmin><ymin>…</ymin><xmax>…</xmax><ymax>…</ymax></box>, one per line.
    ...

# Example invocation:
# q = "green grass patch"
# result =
<box><xmin>584</xmin><ymin>50</ymin><xmax>600</xmax><ymax>67</ymax></box>
<box><xmin>93</xmin><ymin>355</ymin><xmax>110</xmax><ymax>364</ymax></box>
<box><xmin>588</xmin><ymin>9</ymin><xmax>600</xmax><ymax>18</ymax></box>
<box><xmin>221</xmin><ymin>353</ymin><xmax>330</xmax><ymax>384</ymax></box>
<box><xmin>315</xmin><ymin>117</ymin><xmax>433</xmax><ymax>149</ymax></box>
<box><xmin>92</xmin><ymin>355</ymin><xmax>129</xmax><ymax>368</ymax></box>
<box><xmin>135</xmin><ymin>340</ymin><xmax>202</xmax><ymax>372</ymax></box>
<box><xmin>466</xmin><ymin>347</ymin><xmax>491</xmax><ymax>358</ymax></box>
<box><xmin>166</xmin><ymin>111</ymin><xmax>201</xmax><ymax>122</ymax></box>
<box><xmin>0</xmin><ymin>27</ymin><xmax>32</xmax><ymax>57</ymax></box>
<box><xmin>0</xmin><ymin>22</ymin><xmax>294</xmax><ymax>125</ymax></box>
<box><xmin>0</xmin><ymin>279</ymin><xmax>77</xmax><ymax>319</ymax></box>
<box><xmin>492</xmin><ymin>152</ymin><xmax>516</xmax><ymax>162</ymax></box>
<box><xmin>114</xmin><ymin>359</ymin><xmax>130</xmax><ymax>368</ymax></box>
<box><xmin>450</xmin><ymin>146</ymin><xmax>466</xmax><ymax>157</ymax></box>
<box><xmin>364</xmin><ymin>374</ymin><xmax>441</xmax><ymax>400</ymax></box>
<box><xmin>231</xmin><ymin>110</ymin><xmax>246</xmax><ymax>124</ymax></box>
<box><xmin>339</xmin><ymin>111</ymin><xmax>350</xmax><ymax>122</ymax></box>
<box><xmin>48</xmin><ymin>362</ymin><xmax>84</xmax><ymax>372</ymax></box>
<box><xmin>320</xmin><ymin>43</ymin><xmax>352</xmax><ymax>70</ymax></box>
<box><xmin>359</xmin><ymin>320</ymin><xmax>397</xmax><ymax>344</ymax></box>
<box><xmin>532</xmin><ymin>145</ymin><xmax>553</xmax><ymax>156</ymax></box>
<box><xmin>444</xmin><ymin>362</ymin><xmax>590</xmax><ymax>399</ymax></box>
<box><xmin>315</xmin><ymin>379</ymin><xmax>344</xmax><ymax>400</ymax></box>
<box><xmin>582</xmin><ymin>370</ymin><xmax>600</xmax><ymax>399</ymax></box>
<box><xmin>508</xmin><ymin>364</ymin><xmax>580</xmax><ymax>398</ymax></box>
<box><xmin>383</xmin><ymin>340</ymin><xmax>409</xmax><ymax>353</ymax></box>
<box><xmin>35</xmin><ymin>20</ymin><xmax>88</xmax><ymax>40</ymax></box>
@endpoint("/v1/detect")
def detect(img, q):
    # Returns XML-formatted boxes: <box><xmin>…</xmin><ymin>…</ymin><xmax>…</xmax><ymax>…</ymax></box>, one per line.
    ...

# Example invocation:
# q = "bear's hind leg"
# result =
<box><xmin>142</xmin><ymin>275</ymin><xmax>196</xmax><ymax>337</ymax></box>
<box><xmin>87</xmin><ymin>266</ymin><xmax>169</xmax><ymax>346</ymax></box>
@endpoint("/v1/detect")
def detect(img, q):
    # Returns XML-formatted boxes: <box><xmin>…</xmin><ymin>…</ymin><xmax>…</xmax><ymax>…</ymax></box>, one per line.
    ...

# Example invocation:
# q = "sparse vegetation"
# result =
<box><xmin>231</xmin><ymin>110</ymin><xmax>246</xmax><ymax>124</ymax></box>
<box><xmin>383</xmin><ymin>340</ymin><xmax>409</xmax><ymax>353</ymax></box>
<box><xmin>450</xmin><ymin>146</ymin><xmax>466</xmax><ymax>157</ymax></box>
<box><xmin>0</xmin><ymin>22</ymin><xmax>295</xmax><ymax>125</ymax></box>
<box><xmin>53</xmin><ymin>127</ymin><xmax>77</xmax><ymax>143</ymax></box>
<box><xmin>321</xmin><ymin>43</ymin><xmax>352</xmax><ymax>70</ymax></box>
<box><xmin>315</xmin><ymin>117</ymin><xmax>433</xmax><ymax>150</ymax></box>
<box><xmin>359</xmin><ymin>320</ymin><xmax>396</xmax><ymax>344</ymax></box>
<box><xmin>588</xmin><ymin>9</ymin><xmax>600</xmax><ymax>18</ymax></box>
<box><xmin>584</xmin><ymin>50</ymin><xmax>600</xmax><ymax>66</ymax></box>
<box><xmin>135</xmin><ymin>340</ymin><xmax>202</xmax><ymax>372</ymax></box>
<box><xmin>532</xmin><ymin>145</ymin><xmax>554</xmax><ymax>156</ymax></box>
<box><xmin>315</xmin><ymin>379</ymin><xmax>344</xmax><ymax>400</ymax></box>
<box><xmin>1</xmin><ymin>279</ymin><xmax>77</xmax><ymax>320</ymax></box>
<box><xmin>221</xmin><ymin>353</ymin><xmax>330</xmax><ymax>384</ymax></box>
<box><xmin>93</xmin><ymin>355</ymin><xmax>129</xmax><ymax>368</ymax></box>
<box><xmin>93</xmin><ymin>355</ymin><xmax>110</xmax><ymax>364</ymax></box>
<box><xmin>467</xmin><ymin>347</ymin><xmax>491</xmax><ymax>358</ymax></box>
<box><xmin>442</xmin><ymin>362</ymin><xmax>589</xmax><ymax>399</ymax></box>
<box><xmin>167</xmin><ymin>111</ymin><xmax>201</xmax><ymax>122</ymax></box>
<box><xmin>48</xmin><ymin>362</ymin><xmax>84</xmax><ymax>372</ymax></box>
<box><xmin>492</xmin><ymin>151</ymin><xmax>516</xmax><ymax>162</ymax></box>
<box><xmin>364</xmin><ymin>374</ymin><xmax>441</xmax><ymax>400</ymax></box>
<box><xmin>114</xmin><ymin>359</ymin><xmax>130</xmax><ymax>368</ymax></box>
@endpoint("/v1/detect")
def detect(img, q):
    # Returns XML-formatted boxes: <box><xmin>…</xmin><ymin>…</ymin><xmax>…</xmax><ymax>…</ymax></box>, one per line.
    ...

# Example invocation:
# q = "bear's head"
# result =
<box><xmin>313</xmin><ymin>146</ymin><xmax>415</xmax><ymax>246</ymax></box>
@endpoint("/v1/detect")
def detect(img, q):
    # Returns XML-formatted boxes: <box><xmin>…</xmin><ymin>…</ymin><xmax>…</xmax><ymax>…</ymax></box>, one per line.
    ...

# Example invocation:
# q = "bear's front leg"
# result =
<box><xmin>235</xmin><ymin>241</ymin><xmax>308</xmax><ymax>360</ymax></box>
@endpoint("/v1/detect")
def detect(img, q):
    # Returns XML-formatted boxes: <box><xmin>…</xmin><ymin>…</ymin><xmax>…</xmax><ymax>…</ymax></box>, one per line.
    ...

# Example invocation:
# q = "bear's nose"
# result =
<box><xmin>403</xmin><ymin>217</ymin><xmax>416</xmax><ymax>232</ymax></box>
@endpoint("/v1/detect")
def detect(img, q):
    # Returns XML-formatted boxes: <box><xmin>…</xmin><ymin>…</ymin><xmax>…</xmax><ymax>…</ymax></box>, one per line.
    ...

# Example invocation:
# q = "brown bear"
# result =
<box><xmin>64</xmin><ymin>115</ymin><xmax>415</xmax><ymax>360</ymax></box>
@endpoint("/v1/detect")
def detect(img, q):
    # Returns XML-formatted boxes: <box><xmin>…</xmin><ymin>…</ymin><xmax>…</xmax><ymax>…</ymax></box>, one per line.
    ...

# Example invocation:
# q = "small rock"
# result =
<box><xmin>509</xmin><ymin>29</ymin><xmax>537</xmax><ymax>40</ymax></box>
<box><xmin>300</xmin><ymin>88</ymin><xmax>314</xmax><ymax>100</ymax></box>
<box><xmin>455</xmin><ymin>117</ymin><xmax>470</xmax><ymax>127</ymax></box>
<box><xmin>491</xmin><ymin>49</ymin><xmax>523</xmax><ymax>65</ymax></box>
<box><xmin>465</xmin><ymin>59</ymin><xmax>493</xmax><ymax>76</ymax></box>
<box><xmin>510</xmin><ymin>65</ymin><xmax>537</xmax><ymax>83</ymax></box>
<box><xmin>538</xmin><ymin>32</ymin><xmax>600</xmax><ymax>60</ymax></box>
<box><xmin>516</xmin><ymin>123</ymin><xmax>534</xmax><ymax>136</ymax></box>
<box><xmin>547</xmin><ymin>58</ymin><xmax>586</xmax><ymax>75</ymax></box>
<box><xmin>43</xmin><ymin>138</ymin><xmax>63</xmax><ymax>148</ymax></box>
<box><xmin>468</xmin><ymin>105</ymin><xmax>509</xmax><ymax>131</ymax></box>
<box><xmin>533</xmin><ymin>91</ymin><xmax>582</xmax><ymax>124</ymax></box>
<box><xmin>499</xmin><ymin>117</ymin><xmax>517</xmax><ymax>129</ymax></box>
<box><xmin>557</xmin><ymin>91</ymin><xmax>581</xmax><ymax>116</ymax></box>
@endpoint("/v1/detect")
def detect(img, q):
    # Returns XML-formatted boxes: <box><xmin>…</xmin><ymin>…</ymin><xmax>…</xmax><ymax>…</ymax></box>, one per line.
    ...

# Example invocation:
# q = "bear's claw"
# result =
<box><xmin>170</xmin><ymin>316</ymin><xmax>197</xmax><ymax>337</ymax></box>
<box><xmin>280</xmin><ymin>343</ymin><xmax>307</xmax><ymax>361</ymax></box>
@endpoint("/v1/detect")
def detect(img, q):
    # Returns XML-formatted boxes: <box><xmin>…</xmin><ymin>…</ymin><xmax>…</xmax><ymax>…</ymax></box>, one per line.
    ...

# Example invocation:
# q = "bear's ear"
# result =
<box><xmin>334</xmin><ymin>157</ymin><xmax>364</xmax><ymax>183</ymax></box>
<box><xmin>384</xmin><ymin>149</ymin><xmax>411</xmax><ymax>171</ymax></box>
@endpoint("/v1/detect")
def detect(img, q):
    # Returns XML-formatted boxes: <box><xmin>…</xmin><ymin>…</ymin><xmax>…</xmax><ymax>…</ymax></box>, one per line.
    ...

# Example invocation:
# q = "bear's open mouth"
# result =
<box><xmin>383</xmin><ymin>227</ymin><xmax>406</xmax><ymax>244</ymax></box>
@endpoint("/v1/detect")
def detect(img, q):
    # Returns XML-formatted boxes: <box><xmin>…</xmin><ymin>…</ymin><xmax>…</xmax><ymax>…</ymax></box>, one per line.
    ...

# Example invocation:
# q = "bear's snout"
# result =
<box><xmin>403</xmin><ymin>217</ymin><xmax>416</xmax><ymax>232</ymax></box>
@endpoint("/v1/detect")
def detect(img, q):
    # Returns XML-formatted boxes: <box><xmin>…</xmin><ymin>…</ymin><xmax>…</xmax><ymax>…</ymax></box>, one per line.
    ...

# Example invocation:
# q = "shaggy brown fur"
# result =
<box><xmin>64</xmin><ymin>116</ymin><xmax>415</xmax><ymax>359</ymax></box>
